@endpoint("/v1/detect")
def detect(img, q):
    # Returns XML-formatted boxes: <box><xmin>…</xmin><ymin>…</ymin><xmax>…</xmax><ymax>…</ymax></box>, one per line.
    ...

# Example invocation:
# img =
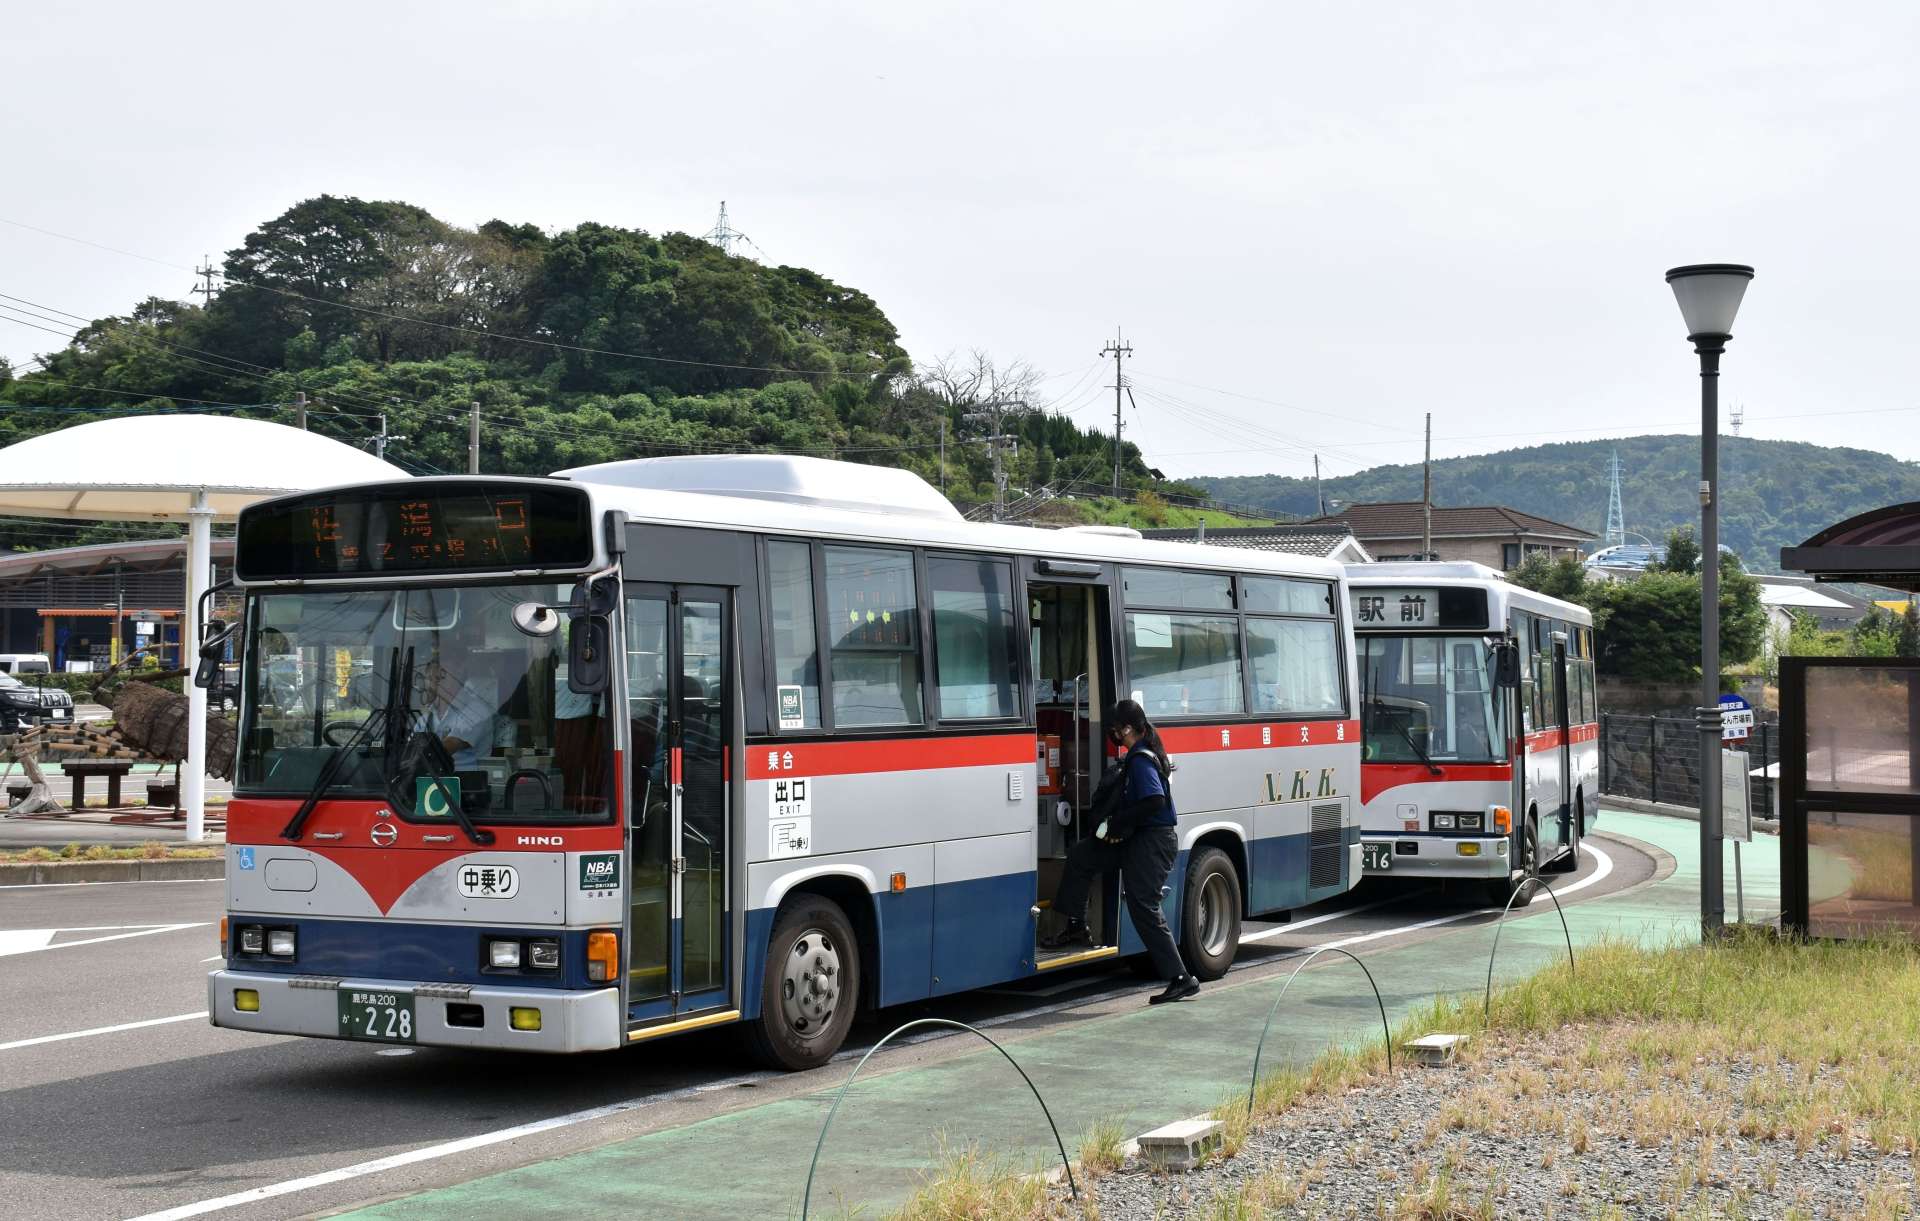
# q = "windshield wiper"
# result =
<box><xmin>1393</xmin><ymin>717</ymin><xmax>1443</xmax><ymax>776</ymax></box>
<box><xmin>280</xmin><ymin>649</ymin><xmax>405</xmax><ymax>841</ymax></box>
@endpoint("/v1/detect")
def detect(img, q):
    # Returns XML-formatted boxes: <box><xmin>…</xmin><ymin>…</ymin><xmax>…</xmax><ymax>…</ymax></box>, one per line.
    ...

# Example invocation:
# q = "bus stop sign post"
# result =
<box><xmin>1719</xmin><ymin>695</ymin><xmax>1753</xmax><ymax>925</ymax></box>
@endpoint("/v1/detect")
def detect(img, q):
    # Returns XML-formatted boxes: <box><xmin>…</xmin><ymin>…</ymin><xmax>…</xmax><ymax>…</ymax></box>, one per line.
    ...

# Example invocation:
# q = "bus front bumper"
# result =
<box><xmin>208</xmin><ymin>969</ymin><xmax>623</xmax><ymax>1053</ymax></box>
<box><xmin>1362</xmin><ymin>835</ymin><xmax>1509</xmax><ymax>880</ymax></box>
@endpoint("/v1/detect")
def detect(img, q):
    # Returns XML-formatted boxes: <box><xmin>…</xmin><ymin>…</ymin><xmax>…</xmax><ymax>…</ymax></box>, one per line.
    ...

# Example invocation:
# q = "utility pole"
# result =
<box><xmin>939</xmin><ymin>417</ymin><xmax>947</xmax><ymax>496</ymax></box>
<box><xmin>374</xmin><ymin>413</ymin><xmax>408</xmax><ymax>463</ymax></box>
<box><xmin>1314</xmin><ymin>455</ymin><xmax>1324</xmax><ymax>516</ymax></box>
<box><xmin>468</xmin><ymin>401</ymin><xmax>481</xmax><ymax>474</ymax></box>
<box><xmin>1422</xmin><ymin>412</ymin><xmax>1433</xmax><ymax>561</ymax></box>
<box><xmin>293</xmin><ymin>391</ymin><xmax>307</xmax><ymax>432</ymax></box>
<box><xmin>1100</xmin><ymin>331</ymin><xmax>1132</xmax><ymax>494</ymax></box>
<box><xmin>190</xmin><ymin>255</ymin><xmax>218</xmax><ymax>308</ymax></box>
<box><xmin>965</xmin><ymin>399</ymin><xmax>1023</xmax><ymax>522</ymax></box>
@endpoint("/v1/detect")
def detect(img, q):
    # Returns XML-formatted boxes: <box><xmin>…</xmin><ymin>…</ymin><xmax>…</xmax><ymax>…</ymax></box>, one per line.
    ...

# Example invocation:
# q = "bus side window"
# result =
<box><xmin>928</xmin><ymin>555</ymin><xmax>1020</xmax><ymax>721</ymax></box>
<box><xmin>823</xmin><ymin>545</ymin><xmax>923</xmax><ymax>728</ymax></box>
<box><xmin>767</xmin><ymin>540</ymin><xmax>822</xmax><ymax>730</ymax></box>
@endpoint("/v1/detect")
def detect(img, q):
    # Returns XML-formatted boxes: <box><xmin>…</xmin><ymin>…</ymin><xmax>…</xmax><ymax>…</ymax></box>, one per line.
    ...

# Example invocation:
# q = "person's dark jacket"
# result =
<box><xmin>1106</xmin><ymin>747</ymin><xmax>1176</xmax><ymax>839</ymax></box>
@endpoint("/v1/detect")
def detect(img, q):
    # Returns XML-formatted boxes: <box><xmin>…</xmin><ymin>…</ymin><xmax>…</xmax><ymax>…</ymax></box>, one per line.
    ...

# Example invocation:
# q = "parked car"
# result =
<box><xmin>0</xmin><ymin>653</ymin><xmax>53</xmax><ymax>675</ymax></box>
<box><xmin>0</xmin><ymin>672</ymin><xmax>73</xmax><ymax>732</ymax></box>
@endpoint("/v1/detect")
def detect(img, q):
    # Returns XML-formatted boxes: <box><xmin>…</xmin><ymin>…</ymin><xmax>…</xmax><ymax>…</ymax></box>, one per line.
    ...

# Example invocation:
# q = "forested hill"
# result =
<box><xmin>1193</xmin><ymin>434</ymin><xmax>1920</xmax><ymax>572</ymax></box>
<box><xmin>0</xmin><ymin>195</ymin><xmax>1154</xmax><ymax>548</ymax></box>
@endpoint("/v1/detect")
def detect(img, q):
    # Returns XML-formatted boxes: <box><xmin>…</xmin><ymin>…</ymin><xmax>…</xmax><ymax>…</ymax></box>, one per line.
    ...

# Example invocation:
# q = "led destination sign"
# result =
<box><xmin>1350</xmin><ymin>586</ymin><xmax>1490</xmax><ymax>630</ymax></box>
<box><xmin>236</xmin><ymin>483</ymin><xmax>594</xmax><ymax>580</ymax></box>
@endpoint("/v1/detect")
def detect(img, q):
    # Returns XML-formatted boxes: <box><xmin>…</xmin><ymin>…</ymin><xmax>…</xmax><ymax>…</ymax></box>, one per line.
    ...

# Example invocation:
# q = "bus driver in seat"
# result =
<box><xmin>1041</xmin><ymin>700</ymin><xmax>1200</xmax><ymax>1005</ymax></box>
<box><xmin>418</xmin><ymin>631</ymin><xmax>498</xmax><ymax>770</ymax></box>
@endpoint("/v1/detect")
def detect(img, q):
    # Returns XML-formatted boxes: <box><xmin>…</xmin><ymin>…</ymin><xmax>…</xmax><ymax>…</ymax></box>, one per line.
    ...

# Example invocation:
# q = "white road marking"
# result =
<box><xmin>1238</xmin><ymin>892</ymin><xmax>1413</xmax><ymax>944</ymax></box>
<box><xmin>0</xmin><ymin>1011</ymin><xmax>206</xmax><ymax>1052</ymax></box>
<box><xmin>122</xmin><ymin>1070</ymin><xmax>770</xmax><ymax>1221</ymax></box>
<box><xmin>115</xmin><ymin>840</ymin><xmax>1629</xmax><ymax>1221</ymax></box>
<box><xmin>0</xmin><ymin>922</ymin><xmax>207</xmax><ymax>957</ymax></box>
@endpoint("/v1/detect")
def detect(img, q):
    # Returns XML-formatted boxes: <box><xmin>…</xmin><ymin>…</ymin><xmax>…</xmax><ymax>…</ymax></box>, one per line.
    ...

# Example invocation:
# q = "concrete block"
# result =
<box><xmin>1405</xmin><ymin>1033</ymin><xmax>1468</xmax><ymax>1065</ymax></box>
<box><xmin>1136</xmin><ymin>1117</ymin><xmax>1222</xmax><ymax>1173</ymax></box>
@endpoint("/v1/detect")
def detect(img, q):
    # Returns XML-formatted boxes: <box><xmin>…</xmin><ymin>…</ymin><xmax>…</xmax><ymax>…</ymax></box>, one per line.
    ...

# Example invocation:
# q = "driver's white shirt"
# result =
<box><xmin>425</xmin><ymin>677</ymin><xmax>497</xmax><ymax>769</ymax></box>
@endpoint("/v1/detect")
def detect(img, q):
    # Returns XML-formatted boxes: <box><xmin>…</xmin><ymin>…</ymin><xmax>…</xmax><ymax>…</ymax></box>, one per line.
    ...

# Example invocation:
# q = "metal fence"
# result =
<box><xmin>1599</xmin><ymin>711</ymin><xmax>1779</xmax><ymax>819</ymax></box>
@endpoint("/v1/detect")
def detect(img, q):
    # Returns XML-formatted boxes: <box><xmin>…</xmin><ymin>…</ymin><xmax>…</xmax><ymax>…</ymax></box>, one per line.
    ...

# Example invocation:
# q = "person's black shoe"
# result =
<box><xmin>1149</xmin><ymin>975</ymin><xmax>1200</xmax><ymax>1005</ymax></box>
<box><xmin>1039</xmin><ymin>919</ymin><xmax>1092</xmax><ymax>950</ymax></box>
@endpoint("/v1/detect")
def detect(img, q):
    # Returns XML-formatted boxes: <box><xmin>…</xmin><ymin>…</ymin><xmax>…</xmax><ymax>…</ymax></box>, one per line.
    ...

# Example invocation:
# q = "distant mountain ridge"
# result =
<box><xmin>1191</xmin><ymin>435</ymin><xmax>1920</xmax><ymax>573</ymax></box>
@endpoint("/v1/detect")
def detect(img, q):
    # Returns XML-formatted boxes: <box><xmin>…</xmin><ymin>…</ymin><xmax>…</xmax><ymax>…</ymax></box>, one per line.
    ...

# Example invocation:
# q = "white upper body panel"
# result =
<box><xmin>1344</xmin><ymin>561</ymin><xmax>1591</xmax><ymax>630</ymax></box>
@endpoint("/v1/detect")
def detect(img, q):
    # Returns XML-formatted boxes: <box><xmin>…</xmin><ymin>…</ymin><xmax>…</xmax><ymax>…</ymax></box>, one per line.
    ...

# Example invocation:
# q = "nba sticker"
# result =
<box><xmin>579</xmin><ymin>853</ymin><xmax>621</xmax><ymax>891</ymax></box>
<box><xmin>776</xmin><ymin>685</ymin><xmax>805</xmax><ymax>731</ymax></box>
<box><xmin>769</xmin><ymin>776</ymin><xmax>812</xmax><ymax>859</ymax></box>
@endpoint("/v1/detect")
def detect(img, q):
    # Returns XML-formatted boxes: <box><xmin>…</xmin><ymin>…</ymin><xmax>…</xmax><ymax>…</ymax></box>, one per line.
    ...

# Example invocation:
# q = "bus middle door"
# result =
<box><xmin>626</xmin><ymin>583</ymin><xmax>734</xmax><ymax>1021</ymax></box>
<box><xmin>1548</xmin><ymin>632</ymin><xmax>1574</xmax><ymax>861</ymax></box>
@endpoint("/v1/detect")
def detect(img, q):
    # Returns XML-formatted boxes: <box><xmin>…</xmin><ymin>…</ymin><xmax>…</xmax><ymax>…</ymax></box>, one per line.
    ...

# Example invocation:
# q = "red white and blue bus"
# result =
<box><xmin>207</xmin><ymin>456</ymin><xmax>1363</xmax><ymax>1067</ymax></box>
<box><xmin>1347</xmin><ymin>563</ymin><xmax>1599</xmax><ymax>906</ymax></box>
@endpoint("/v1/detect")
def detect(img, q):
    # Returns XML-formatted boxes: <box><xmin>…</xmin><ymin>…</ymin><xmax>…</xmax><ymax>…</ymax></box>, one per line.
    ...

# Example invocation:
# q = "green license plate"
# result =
<box><xmin>338</xmin><ymin>988</ymin><xmax>415</xmax><ymax>1042</ymax></box>
<box><xmin>1362</xmin><ymin>842</ymin><xmax>1393</xmax><ymax>871</ymax></box>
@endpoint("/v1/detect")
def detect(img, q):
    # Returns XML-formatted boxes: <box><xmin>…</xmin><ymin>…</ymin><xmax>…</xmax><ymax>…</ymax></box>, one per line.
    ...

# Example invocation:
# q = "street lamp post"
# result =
<box><xmin>1665</xmin><ymin>263</ymin><xmax>1754</xmax><ymax>937</ymax></box>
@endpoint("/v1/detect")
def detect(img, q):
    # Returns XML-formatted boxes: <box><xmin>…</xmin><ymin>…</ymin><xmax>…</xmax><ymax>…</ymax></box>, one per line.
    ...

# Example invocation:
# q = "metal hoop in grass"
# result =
<box><xmin>1483</xmin><ymin>875</ymin><xmax>1575</xmax><ymax>1021</ymax></box>
<box><xmin>800</xmin><ymin>1017</ymin><xmax>1077</xmax><ymax>1219</ymax></box>
<box><xmin>1246</xmin><ymin>946</ymin><xmax>1393</xmax><ymax>1116</ymax></box>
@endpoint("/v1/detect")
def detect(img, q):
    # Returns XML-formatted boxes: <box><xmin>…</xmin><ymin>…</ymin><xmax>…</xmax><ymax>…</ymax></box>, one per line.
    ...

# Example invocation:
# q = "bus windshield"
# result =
<box><xmin>237</xmin><ymin>583</ymin><xmax>612</xmax><ymax>823</ymax></box>
<box><xmin>1359</xmin><ymin>635</ymin><xmax>1505</xmax><ymax>765</ymax></box>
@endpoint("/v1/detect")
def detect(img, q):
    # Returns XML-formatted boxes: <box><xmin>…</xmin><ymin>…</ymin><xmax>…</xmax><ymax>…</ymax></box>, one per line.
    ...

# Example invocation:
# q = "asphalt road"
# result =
<box><xmin>0</xmin><ymin>836</ymin><xmax>1653</xmax><ymax>1221</ymax></box>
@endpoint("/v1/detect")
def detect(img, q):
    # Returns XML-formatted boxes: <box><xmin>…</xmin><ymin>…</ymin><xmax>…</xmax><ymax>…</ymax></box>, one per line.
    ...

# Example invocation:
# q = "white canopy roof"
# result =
<box><xmin>0</xmin><ymin>414</ymin><xmax>407</xmax><ymax>521</ymax></box>
<box><xmin>1757</xmin><ymin>584</ymin><xmax>1853</xmax><ymax>611</ymax></box>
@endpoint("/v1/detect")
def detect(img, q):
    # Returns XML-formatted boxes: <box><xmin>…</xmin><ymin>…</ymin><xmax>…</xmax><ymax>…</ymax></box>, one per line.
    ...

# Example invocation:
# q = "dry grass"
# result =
<box><xmin>1075</xmin><ymin>1117</ymin><xmax>1127</xmax><ymax>1180</ymax></box>
<box><xmin>0</xmin><ymin>840</ymin><xmax>220</xmax><ymax>863</ymax></box>
<box><xmin>886</xmin><ymin>1140</ymin><xmax>1085</xmax><ymax>1220</ymax></box>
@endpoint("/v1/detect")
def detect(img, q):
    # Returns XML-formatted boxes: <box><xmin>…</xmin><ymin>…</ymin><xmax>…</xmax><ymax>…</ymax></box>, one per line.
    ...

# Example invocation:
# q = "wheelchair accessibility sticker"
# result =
<box><xmin>237</xmin><ymin>846</ymin><xmax>255</xmax><ymax>871</ymax></box>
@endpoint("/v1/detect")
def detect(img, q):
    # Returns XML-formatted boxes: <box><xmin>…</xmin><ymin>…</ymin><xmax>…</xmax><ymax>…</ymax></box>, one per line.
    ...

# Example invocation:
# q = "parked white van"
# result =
<box><xmin>0</xmin><ymin>653</ymin><xmax>52</xmax><ymax>675</ymax></box>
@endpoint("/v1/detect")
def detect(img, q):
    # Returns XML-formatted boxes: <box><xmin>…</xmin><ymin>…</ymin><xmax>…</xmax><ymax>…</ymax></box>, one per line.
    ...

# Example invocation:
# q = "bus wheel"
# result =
<box><xmin>745</xmin><ymin>897</ymin><xmax>859</xmax><ymax>1072</ymax></box>
<box><xmin>1488</xmin><ymin>819</ymin><xmax>1538</xmax><ymax>909</ymax></box>
<box><xmin>1181</xmin><ymin>847</ymin><xmax>1242</xmax><ymax>981</ymax></box>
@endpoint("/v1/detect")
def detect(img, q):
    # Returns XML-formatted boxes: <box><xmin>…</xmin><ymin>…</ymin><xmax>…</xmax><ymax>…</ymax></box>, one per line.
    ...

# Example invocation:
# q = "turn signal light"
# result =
<box><xmin>509</xmin><ymin>1006</ymin><xmax>543</xmax><ymax>1032</ymax></box>
<box><xmin>1490</xmin><ymin>805</ymin><xmax>1512</xmax><ymax>835</ymax></box>
<box><xmin>586</xmin><ymin>931</ymin><xmax>618</xmax><ymax>983</ymax></box>
<box><xmin>234</xmin><ymin>989</ymin><xmax>260</xmax><ymax>1013</ymax></box>
<box><xmin>218</xmin><ymin>916</ymin><xmax>228</xmax><ymax>950</ymax></box>
<box><xmin>890</xmin><ymin>872</ymin><xmax>907</xmax><ymax>894</ymax></box>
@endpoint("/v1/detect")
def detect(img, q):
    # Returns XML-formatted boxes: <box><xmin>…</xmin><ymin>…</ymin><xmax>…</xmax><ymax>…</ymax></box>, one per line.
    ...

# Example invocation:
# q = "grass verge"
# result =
<box><xmin>1</xmin><ymin>841</ymin><xmax>221</xmax><ymax>862</ymax></box>
<box><xmin>886</xmin><ymin>932</ymin><xmax>1920</xmax><ymax>1219</ymax></box>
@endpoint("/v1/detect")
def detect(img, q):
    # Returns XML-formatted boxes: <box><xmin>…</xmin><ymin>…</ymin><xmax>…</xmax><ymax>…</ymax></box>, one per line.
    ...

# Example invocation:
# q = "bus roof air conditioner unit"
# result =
<box><xmin>554</xmin><ymin>454</ymin><xmax>962</xmax><ymax>522</ymax></box>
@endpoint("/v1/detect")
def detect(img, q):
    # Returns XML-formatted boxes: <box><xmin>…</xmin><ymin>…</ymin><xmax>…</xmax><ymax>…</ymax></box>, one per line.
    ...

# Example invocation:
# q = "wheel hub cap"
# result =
<box><xmin>780</xmin><ymin>931</ymin><xmax>841</xmax><ymax>1040</ymax></box>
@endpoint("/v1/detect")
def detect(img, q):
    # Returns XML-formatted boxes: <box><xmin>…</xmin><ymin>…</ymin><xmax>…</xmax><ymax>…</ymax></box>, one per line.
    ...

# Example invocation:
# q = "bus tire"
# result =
<box><xmin>745</xmin><ymin>896</ymin><xmax>859</xmax><ymax>1072</ymax></box>
<box><xmin>1488</xmin><ymin>819</ymin><xmax>1538</xmax><ymax>909</ymax></box>
<box><xmin>1180</xmin><ymin>847</ymin><xmax>1242</xmax><ymax>982</ymax></box>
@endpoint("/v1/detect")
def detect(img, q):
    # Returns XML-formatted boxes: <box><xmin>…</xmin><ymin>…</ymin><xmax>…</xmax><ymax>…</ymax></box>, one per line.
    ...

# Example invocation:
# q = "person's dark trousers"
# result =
<box><xmin>1051</xmin><ymin>827</ymin><xmax>1187</xmax><ymax>980</ymax></box>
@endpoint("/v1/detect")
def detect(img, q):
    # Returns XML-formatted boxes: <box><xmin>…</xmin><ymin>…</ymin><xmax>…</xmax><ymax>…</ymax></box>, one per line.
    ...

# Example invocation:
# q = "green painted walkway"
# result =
<box><xmin>345</xmin><ymin>813</ymin><xmax>1777</xmax><ymax>1220</ymax></box>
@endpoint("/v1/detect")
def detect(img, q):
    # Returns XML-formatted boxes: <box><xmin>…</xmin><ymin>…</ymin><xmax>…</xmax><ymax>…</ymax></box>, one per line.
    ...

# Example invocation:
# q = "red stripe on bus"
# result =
<box><xmin>1523</xmin><ymin>722</ymin><xmax>1599</xmax><ymax>754</ymax></box>
<box><xmin>1156</xmin><ymin>720</ymin><xmax>1360</xmax><ymax>753</ymax></box>
<box><xmin>224</xmin><ymin>798</ymin><xmax>626</xmax><ymax>851</ymax></box>
<box><xmin>1362</xmin><ymin>763</ymin><xmax>1512</xmax><ymax>805</ymax></box>
<box><xmin>745</xmin><ymin>732</ymin><xmax>1036</xmax><ymax>780</ymax></box>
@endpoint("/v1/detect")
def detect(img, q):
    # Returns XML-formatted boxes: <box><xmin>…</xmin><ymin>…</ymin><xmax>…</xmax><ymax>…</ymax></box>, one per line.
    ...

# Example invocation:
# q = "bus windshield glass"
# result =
<box><xmin>1359</xmin><ymin>635</ymin><xmax>1505</xmax><ymax>765</ymax></box>
<box><xmin>237</xmin><ymin>583</ymin><xmax>612</xmax><ymax>824</ymax></box>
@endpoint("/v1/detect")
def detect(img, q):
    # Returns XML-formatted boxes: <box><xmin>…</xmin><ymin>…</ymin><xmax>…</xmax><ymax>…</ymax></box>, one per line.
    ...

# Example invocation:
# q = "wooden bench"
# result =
<box><xmin>65</xmin><ymin>760</ymin><xmax>135</xmax><ymax>808</ymax></box>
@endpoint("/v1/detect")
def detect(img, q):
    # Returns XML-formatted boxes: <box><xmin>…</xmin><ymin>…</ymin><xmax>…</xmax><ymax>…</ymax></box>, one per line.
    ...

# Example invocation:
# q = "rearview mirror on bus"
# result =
<box><xmin>567</xmin><ymin>617</ymin><xmax>611</xmax><ymax>694</ymax></box>
<box><xmin>510</xmin><ymin>602</ymin><xmax>563</xmax><ymax>638</ymax></box>
<box><xmin>194</xmin><ymin>622</ymin><xmax>235</xmax><ymax>690</ymax></box>
<box><xmin>1494</xmin><ymin>642</ymin><xmax>1521</xmax><ymax>689</ymax></box>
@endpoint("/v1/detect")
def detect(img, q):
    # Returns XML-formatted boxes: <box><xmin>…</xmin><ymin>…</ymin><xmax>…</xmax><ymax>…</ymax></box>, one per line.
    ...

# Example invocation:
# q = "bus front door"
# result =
<box><xmin>1548</xmin><ymin>634</ymin><xmax>1575</xmax><ymax>868</ymax></box>
<box><xmin>626</xmin><ymin>583</ymin><xmax>733</xmax><ymax>1020</ymax></box>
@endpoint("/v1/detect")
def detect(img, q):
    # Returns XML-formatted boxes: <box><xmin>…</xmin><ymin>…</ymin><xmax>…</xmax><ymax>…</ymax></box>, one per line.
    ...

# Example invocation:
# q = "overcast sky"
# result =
<box><xmin>5</xmin><ymin>1</ymin><xmax>1917</xmax><ymax>486</ymax></box>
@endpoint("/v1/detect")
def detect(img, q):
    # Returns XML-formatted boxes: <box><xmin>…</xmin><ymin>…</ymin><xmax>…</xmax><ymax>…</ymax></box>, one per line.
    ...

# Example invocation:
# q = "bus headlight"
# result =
<box><xmin>239</xmin><ymin>926</ymin><xmax>265</xmax><ymax>955</ymax></box>
<box><xmin>488</xmin><ymin>939</ymin><xmax>522</xmax><ymax>969</ymax></box>
<box><xmin>1432</xmin><ymin>814</ymin><xmax>1456</xmax><ymax>830</ymax></box>
<box><xmin>528</xmin><ymin>939</ymin><xmax>560</xmax><ymax>970</ymax></box>
<box><xmin>267</xmin><ymin>929</ymin><xmax>297</xmax><ymax>958</ymax></box>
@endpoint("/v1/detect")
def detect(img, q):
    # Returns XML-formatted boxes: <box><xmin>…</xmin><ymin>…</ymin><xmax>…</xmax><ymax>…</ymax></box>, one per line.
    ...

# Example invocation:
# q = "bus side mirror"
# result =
<box><xmin>194</xmin><ymin>623</ymin><xmax>235</xmax><ymax>690</ymax></box>
<box><xmin>1494</xmin><ymin>643</ymin><xmax>1521</xmax><ymax>690</ymax></box>
<box><xmin>568</xmin><ymin>617</ymin><xmax>611</xmax><ymax>695</ymax></box>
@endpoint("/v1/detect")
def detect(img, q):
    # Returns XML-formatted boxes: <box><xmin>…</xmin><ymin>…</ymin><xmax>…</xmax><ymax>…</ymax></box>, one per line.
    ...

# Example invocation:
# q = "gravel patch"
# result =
<box><xmin>1074</xmin><ymin>1026</ymin><xmax>1920</xmax><ymax>1219</ymax></box>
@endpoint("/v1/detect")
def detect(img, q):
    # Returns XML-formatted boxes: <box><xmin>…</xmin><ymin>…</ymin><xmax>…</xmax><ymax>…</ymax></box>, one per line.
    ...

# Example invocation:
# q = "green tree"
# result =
<box><xmin>1658</xmin><ymin>526</ymin><xmax>1700</xmax><ymax>576</ymax></box>
<box><xmin>1899</xmin><ymin>603</ymin><xmax>1920</xmax><ymax>658</ymax></box>
<box><xmin>1509</xmin><ymin>553</ymin><xmax>1589</xmax><ymax>601</ymax></box>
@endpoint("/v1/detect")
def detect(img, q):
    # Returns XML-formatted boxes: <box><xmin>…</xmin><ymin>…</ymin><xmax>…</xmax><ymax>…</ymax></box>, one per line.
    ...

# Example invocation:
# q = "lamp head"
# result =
<box><xmin>1665</xmin><ymin>264</ymin><xmax>1754</xmax><ymax>344</ymax></box>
